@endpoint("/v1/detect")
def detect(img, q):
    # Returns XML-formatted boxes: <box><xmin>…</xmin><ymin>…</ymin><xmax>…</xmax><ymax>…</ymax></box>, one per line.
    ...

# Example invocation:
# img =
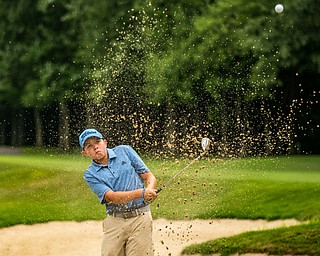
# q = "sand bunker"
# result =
<box><xmin>0</xmin><ymin>218</ymin><xmax>300</xmax><ymax>256</ymax></box>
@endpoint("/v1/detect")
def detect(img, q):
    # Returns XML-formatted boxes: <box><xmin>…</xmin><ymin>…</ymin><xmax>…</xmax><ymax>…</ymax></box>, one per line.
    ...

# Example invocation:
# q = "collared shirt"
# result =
<box><xmin>84</xmin><ymin>145</ymin><xmax>150</xmax><ymax>214</ymax></box>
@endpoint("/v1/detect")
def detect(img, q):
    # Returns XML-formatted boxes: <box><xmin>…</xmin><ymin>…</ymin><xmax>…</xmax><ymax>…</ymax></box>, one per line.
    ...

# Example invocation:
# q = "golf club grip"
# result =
<box><xmin>155</xmin><ymin>187</ymin><xmax>162</xmax><ymax>193</ymax></box>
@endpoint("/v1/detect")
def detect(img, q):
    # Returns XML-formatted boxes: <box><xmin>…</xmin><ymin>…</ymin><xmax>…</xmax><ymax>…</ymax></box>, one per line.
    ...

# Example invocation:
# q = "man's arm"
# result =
<box><xmin>140</xmin><ymin>171</ymin><xmax>158</xmax><ymax>203</ymax></box>
<box><xmin>104</xmin><ymin>189</ymin><xmax>144</xmax><ymax>204</ymax></box>
<box><xmin>104</xmin><ymin>172</ymin><xmax>158</xmax><ymax>204</ymax></box>
<box><xmin>140</xmin><ymin>171</ymin><xmax>157</xmax><ymax>189</ymax></box>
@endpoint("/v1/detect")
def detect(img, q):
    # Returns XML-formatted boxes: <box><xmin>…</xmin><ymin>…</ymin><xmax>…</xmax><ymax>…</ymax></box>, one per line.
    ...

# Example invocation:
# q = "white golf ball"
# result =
<box><xmin>275</xmin><ymin>4</ymin><xmax>284</xmax><ymax>13</ymax></box>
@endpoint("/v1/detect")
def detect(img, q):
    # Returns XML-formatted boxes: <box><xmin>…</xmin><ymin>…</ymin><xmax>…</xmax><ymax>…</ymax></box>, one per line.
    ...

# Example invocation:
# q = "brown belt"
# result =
<box><xmin>109</xmin><ymin>205</ymin><xmax>150</xmax><ymax>219</ymax></box>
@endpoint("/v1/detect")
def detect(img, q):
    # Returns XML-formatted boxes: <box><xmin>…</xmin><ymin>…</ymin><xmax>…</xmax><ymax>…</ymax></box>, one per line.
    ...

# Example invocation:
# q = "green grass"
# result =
<box><xmin>151</xmin><ymin>155</ymin><xmax>320</xmax><ymax>220</ymax></box>
<box><xmin>182</xmin><ymin>221</ymin><xmax>320</xmax><ymax>255</ymax></box>
<box><xmin>0</xmin><ymin>152</ymin><xmax>106</xmax><ymax>226</ymax></box>
<box><xmin>0</xmin><ymin>153</ymin><xmax>319</xmax><ymax>227</ymax></box>
<box><xmin>0</xmin><ymin>151</ymin><xmax>319</xmax><ymax>255</ymax></box>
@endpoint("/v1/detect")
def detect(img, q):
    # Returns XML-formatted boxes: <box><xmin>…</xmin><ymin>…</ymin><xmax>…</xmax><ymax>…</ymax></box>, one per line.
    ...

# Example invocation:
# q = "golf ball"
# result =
<box><xmin>275</xmin><ymin>4</ymin><xmax>284</xmax><ymax>13</ymax></box>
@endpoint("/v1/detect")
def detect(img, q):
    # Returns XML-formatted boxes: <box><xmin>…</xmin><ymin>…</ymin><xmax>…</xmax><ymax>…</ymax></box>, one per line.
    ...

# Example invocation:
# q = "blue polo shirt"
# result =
<box><xmin>84</xmin><ymin>145</ymin><xmax>150</xmax><ymax>214</ymax></box>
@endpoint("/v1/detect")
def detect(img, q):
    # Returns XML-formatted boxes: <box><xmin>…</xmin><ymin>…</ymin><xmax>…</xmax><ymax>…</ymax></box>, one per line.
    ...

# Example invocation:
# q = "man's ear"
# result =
<box><xmin>103</xmin><ymin>139</ymin><xmax>107</xmax><ymax>147</ymax></box>
<box><xmin>81</xmin><ymin>150</ymin><xmax>88</xmax><ymax>157</ymax></box>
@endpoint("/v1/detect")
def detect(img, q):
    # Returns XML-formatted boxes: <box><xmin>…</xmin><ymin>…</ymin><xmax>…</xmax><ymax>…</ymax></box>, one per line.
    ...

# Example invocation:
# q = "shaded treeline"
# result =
<box><xmin>0</xmin><ymin>0</ymin><xmax>319</xmax><ymax>156</ymax></box>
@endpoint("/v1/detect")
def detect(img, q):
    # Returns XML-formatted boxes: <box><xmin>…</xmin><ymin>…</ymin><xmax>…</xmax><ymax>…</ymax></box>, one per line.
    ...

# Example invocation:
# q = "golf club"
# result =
<box><xmin>156</xmin><ymin>138</ymin><xmax>210</xmax><ymax>193</ymax></box>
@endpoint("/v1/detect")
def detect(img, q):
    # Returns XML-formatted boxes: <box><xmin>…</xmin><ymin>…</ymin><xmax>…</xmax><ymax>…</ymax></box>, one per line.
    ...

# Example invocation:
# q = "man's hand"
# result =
<box><xmin>143</xmin><ymin>188</ymin><xmax>158</xmax><ymax>204</ymax></box>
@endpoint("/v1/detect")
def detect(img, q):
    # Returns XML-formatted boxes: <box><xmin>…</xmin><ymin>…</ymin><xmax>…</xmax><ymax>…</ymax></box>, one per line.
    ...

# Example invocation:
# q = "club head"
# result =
<box><xmin>201</xmin><ymin>138</ymin><xmax>210</xmax><ymax>151</ymax></box>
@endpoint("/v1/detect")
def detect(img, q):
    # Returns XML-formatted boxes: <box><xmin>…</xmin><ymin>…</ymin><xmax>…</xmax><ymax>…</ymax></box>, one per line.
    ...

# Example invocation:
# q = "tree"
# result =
<box><xmin>245</xmin><ymin>0</ymin><xmax>320</xmax><ymax>153</ymax></box>
<box><xmin>0</xmin><ymin>0</ymin><xmax>318</xmax><ymax>155</ymax></box>
<box><xmin>0</xmin><ymin>0</ymin><xmax>42</xmax><ymax>145</ymax></box>
<box><xmin>142</xmin><ymin>0</ymin><xmax>320</xmax><ymax>155</ymax></box>
<box><xmin>19</xmin><ymin>0</ymin><xmax>83</xmax><ymax>150</ymax></box>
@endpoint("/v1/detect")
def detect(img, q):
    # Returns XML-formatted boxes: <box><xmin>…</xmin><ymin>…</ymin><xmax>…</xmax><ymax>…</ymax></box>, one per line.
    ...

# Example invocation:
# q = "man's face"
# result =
<box><xmin>81</xmin><ymin>137</ymin><xmax>108</xmax><ymax>163</ymax></box>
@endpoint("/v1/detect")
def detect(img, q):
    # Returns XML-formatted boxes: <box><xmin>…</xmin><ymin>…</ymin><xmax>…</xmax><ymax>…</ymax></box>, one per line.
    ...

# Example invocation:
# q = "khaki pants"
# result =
<box><xmin>101</xmin><ymin>211</ymin><xmax>154</xmax><ymax>256</ymax></box>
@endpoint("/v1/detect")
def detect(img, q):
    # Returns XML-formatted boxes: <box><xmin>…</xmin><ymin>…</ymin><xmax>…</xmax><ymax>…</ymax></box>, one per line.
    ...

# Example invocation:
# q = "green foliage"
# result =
<box><xmin>143</xmin><ymin>1</ymin><xmax>211</xmax><ymax>105</ymax></box>
<box><xmin>0</xmin><ymin>0</ymin><xmax>319</xmax><ymax>153</ymax></box>
<box><xmin>0</xmin><ymin>0</ymin><xmax>41</xmax><ymax>107</ymax></box>
<box><xmin>143</xmin><ymin>0</ymin><xmax>320</xmax><ymax>104</ymax></box>
<box><xmin>21</xmin><ymin>0</ymin><xmax>81</xmax><ymax>107</ymax></box>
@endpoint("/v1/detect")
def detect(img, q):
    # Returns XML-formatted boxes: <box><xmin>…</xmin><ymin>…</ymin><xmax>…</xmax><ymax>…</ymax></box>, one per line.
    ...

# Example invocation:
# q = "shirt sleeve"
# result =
<box><xmin>84</xmin><ymin>171</ymin><xmax>110</xmax><ymax>204</ymax></box>
<box><xmin>125</xmin><ymin>146</ymin><xmax>150</xmax><ymax>174</ymax></box>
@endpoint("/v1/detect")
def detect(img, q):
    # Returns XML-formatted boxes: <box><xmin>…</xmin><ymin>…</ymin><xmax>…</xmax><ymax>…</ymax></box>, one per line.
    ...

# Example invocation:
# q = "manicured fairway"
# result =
<box><xmin>0</xmin><ymin>152</ymin><xmax>319</xmax><ymax>227</ymax></box>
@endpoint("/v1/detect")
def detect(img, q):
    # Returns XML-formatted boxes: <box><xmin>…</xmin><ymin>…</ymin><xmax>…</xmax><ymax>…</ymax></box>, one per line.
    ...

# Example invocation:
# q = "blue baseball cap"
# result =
<box><xmin>79</xmin><ymin>128</ymin><xmax>103</xmax><ymax>149</ymax></box>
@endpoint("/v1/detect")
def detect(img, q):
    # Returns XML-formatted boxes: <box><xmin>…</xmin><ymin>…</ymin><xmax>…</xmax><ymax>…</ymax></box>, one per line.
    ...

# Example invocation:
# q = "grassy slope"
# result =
<box><xmin>182</xmin><ymin>221</ymin><xmax>320</xmax><ymax>255</ymax></box>
<box><xmin>1</xmin><ymin>153</ymin><xmax>319</xmax><ymax>227</ymax></box>
<box><xmin>151</xmin><ymin>155</ymin><xmax>320</xmax><ymax>220</ymax></box>
<box><xmin>0</xmin><ymin>153</ymin><xmax>104</xmax><ymax>226</ymax></box>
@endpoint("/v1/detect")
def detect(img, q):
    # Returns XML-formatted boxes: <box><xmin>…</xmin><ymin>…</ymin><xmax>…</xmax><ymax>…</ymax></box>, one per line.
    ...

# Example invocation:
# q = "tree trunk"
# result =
<box><xmin>34</xmin><ymin>108</ymin><xmax>43</xmax><ymax>147</ymax></box>
<box><xmin>58</xmin><ymin>102</ymin><xmax>70</xmax><ymax>151</ymax></box>
<box><xmin>10</xmin><ymin>109</ymin><xmax>24</xmax><ymax>146</ymax></box>
<box><xmin>164</xmin><ymin>102</ymin><xmax>177</xmax><ymax>156</ymax></box>
<box><xmin>0</xmin><ymin>124</ymin><xmax>5</xmax><ymax>144</ymax></box>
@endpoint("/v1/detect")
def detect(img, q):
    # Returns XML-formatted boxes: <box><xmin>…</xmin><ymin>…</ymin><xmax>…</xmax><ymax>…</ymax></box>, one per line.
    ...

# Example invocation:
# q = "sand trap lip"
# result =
<box><xmin>0</xmin><ymin>218</ymin><xmax>300</xmax><ymax>256</ymax></box>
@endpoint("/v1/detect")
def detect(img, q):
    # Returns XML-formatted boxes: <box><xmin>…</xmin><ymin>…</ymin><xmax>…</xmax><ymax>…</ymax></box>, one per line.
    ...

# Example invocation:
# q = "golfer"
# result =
<box><xmin>79</xmin><ymin>128</ymin><xmax>158</xmax><ymax>256</ymax></box>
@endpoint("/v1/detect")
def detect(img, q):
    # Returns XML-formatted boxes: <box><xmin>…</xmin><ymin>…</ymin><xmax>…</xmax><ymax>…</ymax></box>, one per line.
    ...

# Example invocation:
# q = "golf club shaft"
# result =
<box><xmin>156</xmin><ymin>150</ymin><xmax>207</xmax><ymax>193</ymax></box>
